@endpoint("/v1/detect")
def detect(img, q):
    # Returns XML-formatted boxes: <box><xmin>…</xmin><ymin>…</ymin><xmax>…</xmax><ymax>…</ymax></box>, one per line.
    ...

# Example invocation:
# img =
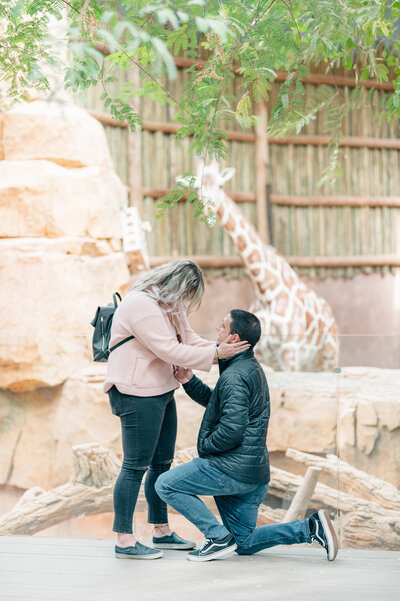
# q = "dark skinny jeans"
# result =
<box><xmin>108</xmin><ymin>386</ymin><xmax>177</xmax><ymax>533</ymax></box>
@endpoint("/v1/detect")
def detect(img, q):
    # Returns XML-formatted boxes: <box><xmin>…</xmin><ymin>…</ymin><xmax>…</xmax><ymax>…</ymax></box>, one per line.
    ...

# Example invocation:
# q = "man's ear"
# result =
<box><xmin>229</xmin><ymin>333</ymin><xmax>240</xmax><ymax>343</ymax></box>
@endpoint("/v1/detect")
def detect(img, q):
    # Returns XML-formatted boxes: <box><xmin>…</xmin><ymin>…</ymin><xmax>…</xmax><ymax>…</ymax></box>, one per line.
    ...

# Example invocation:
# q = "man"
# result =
<box><xmin>155</xmin><ymin>309</ymin><xmax>338</xmax><ymax>562</ymax></box>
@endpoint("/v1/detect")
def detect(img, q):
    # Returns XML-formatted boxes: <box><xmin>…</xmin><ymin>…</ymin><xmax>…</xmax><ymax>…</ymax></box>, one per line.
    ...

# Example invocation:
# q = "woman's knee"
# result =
<box><xmin>121</xmin><ymin>461</ymin><xmax>147</xmax><ymax>481</ymax></box>
<box><xmin>148</xmin><ymin>459</ymin><xmax>173</xmax><ymax>475</ymax></box>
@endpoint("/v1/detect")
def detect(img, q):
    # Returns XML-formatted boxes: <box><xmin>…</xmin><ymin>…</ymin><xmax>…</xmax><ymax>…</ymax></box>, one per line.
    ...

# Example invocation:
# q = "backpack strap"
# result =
<box><xmin>108</xmin><ymin>292</ymin><xmax>133</xmax><ymax>355</ymax></box>
<box><xmin>113</xmin><ymin>292</ymin><xmax>122</xmax><ymax>307</ymax></box>
<box><xmin>109</xmin><ymin>335</ymin><xmax>134</xmax><ymax>354</ymax></box>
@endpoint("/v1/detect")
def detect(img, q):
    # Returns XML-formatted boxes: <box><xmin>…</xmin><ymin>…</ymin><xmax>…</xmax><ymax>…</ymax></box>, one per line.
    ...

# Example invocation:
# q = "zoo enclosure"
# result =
<box><xmin>77</xmin><ymin>55</ymin><xmax>400</xmax><ymax>279</ymax></box>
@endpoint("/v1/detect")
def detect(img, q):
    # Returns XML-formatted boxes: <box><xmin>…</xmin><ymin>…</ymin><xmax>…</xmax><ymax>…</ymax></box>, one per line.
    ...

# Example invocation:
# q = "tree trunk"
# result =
<box><xmin>285</xmin><ymin>447</ymin><xmax>400</xmax><ymax>511</ymax></box>
<box><xmin>1</xmin><ymin>444</ymin><xmax>399</xmax><ymax>549</ymax></box>
<box><xmin>0</xmin><ymin>444</ymin><xmax>119</xmax><ymax>536</ymax></box>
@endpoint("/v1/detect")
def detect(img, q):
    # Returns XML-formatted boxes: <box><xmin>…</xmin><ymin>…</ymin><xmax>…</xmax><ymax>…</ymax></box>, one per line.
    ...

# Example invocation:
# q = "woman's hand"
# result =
<box><xmin>217</xmin><ymin>336</ymin><xmax>250</xmax><ymax>360</ymax></box>
<box><xmin>173</xmin><ymin>365</ymin><xmax>194</xmax><ymax>384</ymax></box>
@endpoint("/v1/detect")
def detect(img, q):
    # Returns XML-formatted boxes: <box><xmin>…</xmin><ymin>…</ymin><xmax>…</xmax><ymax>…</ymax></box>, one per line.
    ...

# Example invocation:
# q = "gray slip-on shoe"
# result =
<box><xmin>115</xmin><ymin>542</ymin><xmax>163</xmax><ymax>559</ymax></box>
<box><xmin>152</xmin><ymin>531</ymin><xmax>196</xmax><ymax>550</ymax></box>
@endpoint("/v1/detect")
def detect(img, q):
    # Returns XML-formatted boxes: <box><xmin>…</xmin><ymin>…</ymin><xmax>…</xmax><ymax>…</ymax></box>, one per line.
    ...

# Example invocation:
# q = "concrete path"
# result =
<box><xmin>1</xmin><ymin>536</ymin><xmax>399</xmax><ymax>601</ymax></box>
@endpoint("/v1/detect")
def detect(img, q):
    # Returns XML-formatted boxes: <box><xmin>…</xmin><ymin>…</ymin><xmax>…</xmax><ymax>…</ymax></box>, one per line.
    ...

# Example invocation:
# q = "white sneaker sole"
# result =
<box><xmin>115</xmin><ymin>551</ymin><xmax>163</xmax><ymax>560</ymax></box>
<box><xmin>186</xmin><ymin>543</ymin><xmax>238</xmax><ymax>562</ymax></box>
<box><xmin>318</xmin><ymin>509</ymin><xmax>338</xmax><ymax>561</ymax></box>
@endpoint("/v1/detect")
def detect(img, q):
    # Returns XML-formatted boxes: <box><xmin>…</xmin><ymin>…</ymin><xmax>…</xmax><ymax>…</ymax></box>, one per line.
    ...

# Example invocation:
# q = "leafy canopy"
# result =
<box><xmin>1</xmin><ymin>0</ymin><xmax>399</xmax><ymax>205</ymax></box>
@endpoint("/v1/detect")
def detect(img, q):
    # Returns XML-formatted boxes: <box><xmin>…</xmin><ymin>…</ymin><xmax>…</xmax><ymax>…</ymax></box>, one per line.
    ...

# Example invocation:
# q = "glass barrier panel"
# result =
<box><xmin>336</xmin><ymin>334</ymin><xmax>400</xmax><ymax>552</ymax></box>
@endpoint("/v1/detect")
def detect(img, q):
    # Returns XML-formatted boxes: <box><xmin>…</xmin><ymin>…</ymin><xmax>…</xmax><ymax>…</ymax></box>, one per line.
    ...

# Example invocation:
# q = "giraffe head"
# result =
<box><xmin>177</xmin><ymin>158</ymin><xmax>235</xmax><ymax>226</ymax></box>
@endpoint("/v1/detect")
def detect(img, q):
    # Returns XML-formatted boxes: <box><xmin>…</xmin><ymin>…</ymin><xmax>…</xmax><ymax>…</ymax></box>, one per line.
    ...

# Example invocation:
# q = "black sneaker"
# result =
<box><xmin>309</xmin><ymin>509</ymin><xmax>338</xmax><ymax>561</ymax></box>
<box><xmin>186</xmin><ymin>534</ymin><xmax>237</xmax><ymax>562</ymax></box>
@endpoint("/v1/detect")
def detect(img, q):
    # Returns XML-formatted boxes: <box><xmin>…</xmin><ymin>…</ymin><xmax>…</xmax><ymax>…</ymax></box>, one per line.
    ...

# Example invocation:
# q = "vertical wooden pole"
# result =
<box><xmin>255</xmin><ymin>100</ymin><xmax>270</xmax><ymax>244</ymax></box>
<box><xmin>283</xmin><ymin>467</ymin><xmax>321</xmax><ymax>522</ymax></box>
<box><xmin>127</xmin><ymin>66</ymin><xmax>143</xmax><ymax>213</ymax></box>
<box><xmin>125</xmin><ymin>65</ymin><xmax>148</xmax><ymax>274</ymax></box>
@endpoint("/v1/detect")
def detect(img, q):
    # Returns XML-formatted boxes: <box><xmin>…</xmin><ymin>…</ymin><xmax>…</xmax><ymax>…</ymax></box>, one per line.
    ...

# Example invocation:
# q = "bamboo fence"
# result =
<box><xmin>76</xmin><ymin>58</ymin><xmax>400</xmax><ymax>279</ymax></box>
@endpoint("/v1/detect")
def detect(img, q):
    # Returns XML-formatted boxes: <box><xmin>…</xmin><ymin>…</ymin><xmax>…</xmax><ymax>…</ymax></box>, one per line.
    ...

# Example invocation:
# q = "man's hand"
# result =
<box><xmin>173</xmin><ymin>365</ymin><xmax>194</xmax><ymax>384</ymax></box>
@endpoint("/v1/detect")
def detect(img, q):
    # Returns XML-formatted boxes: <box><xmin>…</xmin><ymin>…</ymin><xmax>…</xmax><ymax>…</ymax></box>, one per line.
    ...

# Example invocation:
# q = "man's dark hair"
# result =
<box><xmin>230</xmin><ymin>309</ymin><xmax>261</xmax><ymax>348</ymax></box>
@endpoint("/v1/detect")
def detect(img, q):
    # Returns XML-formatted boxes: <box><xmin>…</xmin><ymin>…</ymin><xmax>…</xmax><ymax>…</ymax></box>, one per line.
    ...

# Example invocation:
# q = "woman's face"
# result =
<box><xmin>185</xmin><ymin>285</ymin><xmax>203</xmax><ymax>313</ymax></box>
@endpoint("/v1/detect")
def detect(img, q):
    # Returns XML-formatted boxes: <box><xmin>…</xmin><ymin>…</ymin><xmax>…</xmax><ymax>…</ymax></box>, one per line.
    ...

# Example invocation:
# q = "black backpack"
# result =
<box><xmin>90</xmin><ymin>292</ymin><xmax>134</xmax><ymax>362</ymax></box>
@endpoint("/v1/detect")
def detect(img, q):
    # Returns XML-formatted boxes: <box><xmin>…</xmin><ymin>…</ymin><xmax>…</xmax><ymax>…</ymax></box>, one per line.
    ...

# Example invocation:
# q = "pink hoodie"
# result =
<box><xmin>104</xmin><ymin>290</ymin><xmax>216</xmax><ymax>397</ymax></box>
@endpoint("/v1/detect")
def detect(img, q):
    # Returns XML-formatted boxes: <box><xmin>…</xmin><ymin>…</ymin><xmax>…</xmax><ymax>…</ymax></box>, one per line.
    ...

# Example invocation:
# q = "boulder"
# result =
<box><xmin>267</xmin><ymin>374</ymin><xmax>338</xmax><ymax>453</ymax></box>
<box><xmin>0</xmin><ymin>161</ymin><xmax>126</xmax><ymax>239</ymax></box>
<box><xmin>2</xmin><ymin>101</ymin><xmax>113</xmax><ymax>168</ymax></box>
<box><xmin>0</xmin><ymin>100</ymin><xmax>130</xmax><ymax>391</ymax></box>
<box><xmin>52</xmin><ymin>367</ymin><xmax>122</xmax><ymax>487</ymax></box>
<box><xmin>0</xmin><ymin>237</ymin><xmax>129</xmax><ymax>391</ymax></box>
<box><xmin>0</xmin><ymin>386</ymin><xmax>59</xmax><ymax>489</ymax></box>
<box><xmin>0</xmin><ymin>366</ymin><xmax>121</xmax><ymax>489</ymax></box>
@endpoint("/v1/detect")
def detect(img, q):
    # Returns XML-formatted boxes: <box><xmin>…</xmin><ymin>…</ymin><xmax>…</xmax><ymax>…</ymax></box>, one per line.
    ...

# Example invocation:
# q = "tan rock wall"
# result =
<box><xmin>0</xmin><ymin>100</ymin><xmax>130</xmax><ymax>392</ymax></box>
<box><xmin>0</xmin><ymin>161</ymin><xmax>125</xmax><ymax>239</ymax></box>
<box><xmin>0</xmin><ymin>368</ymin><xmax>121</xmax><ymax>489</ymax></box>
<box><xmin>1</xmin><ymin>366</ymin><xmax>398</xmax><ymax>491</ymax></box>
<box><xmin>2</xmin><ymin>101</ymin><xmax>113</xmax><ymax>168</ymax></box>
<box><xmin>0</xmin><ymin>238</ymin><xmax>128</xmax><ymax>391</ymax></box>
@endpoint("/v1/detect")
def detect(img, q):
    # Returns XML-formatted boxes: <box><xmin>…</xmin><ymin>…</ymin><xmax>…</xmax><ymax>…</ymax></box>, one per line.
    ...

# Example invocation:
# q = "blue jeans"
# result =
<box><xmin>155</xmin><ymin>458</ymin><xmax>311</xmax><ymax>554</ymax></box>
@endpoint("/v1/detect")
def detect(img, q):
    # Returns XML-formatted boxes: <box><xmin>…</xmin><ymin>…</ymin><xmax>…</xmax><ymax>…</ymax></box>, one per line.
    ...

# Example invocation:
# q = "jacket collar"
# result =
<box><xmin>218</xmin><ymin>348</ymin><xmax>254</xmax><ymax>374</ymax></box>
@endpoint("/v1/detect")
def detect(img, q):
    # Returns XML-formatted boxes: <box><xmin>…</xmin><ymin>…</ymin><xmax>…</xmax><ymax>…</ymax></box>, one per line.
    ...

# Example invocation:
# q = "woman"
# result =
<box><xmin>104</xmin><ymin>259</ymin><xmax>249</xmax><ymax>559</ymax></box>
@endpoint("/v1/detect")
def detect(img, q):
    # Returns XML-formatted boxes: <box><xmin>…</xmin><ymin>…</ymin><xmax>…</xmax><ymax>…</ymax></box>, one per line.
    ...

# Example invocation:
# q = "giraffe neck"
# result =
<box><xmin>215</xmin><ymin>192</ymin><xmax>294</xmax><ymax>299</ymax></box>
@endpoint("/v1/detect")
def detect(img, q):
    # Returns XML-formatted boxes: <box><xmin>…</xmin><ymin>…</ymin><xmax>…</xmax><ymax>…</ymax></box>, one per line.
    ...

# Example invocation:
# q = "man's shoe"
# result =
<box><xmin>186</xmin><ymin>534</ymin><xmax>237</xmax><ymax>562</ymax></box>
<box><xmin>309</xmin><ymin>509</ymin><xmax>338</xmax><ymax>561</ymax></box>
<box><xmin>153</xmin><ymin>531</ymin><xmax>196</xmax><ymax>550</ymax></box>
<box><xmin>115</xmin><ymin>542</ymin><xmax>163</xmax><ymax>560</ymax></box>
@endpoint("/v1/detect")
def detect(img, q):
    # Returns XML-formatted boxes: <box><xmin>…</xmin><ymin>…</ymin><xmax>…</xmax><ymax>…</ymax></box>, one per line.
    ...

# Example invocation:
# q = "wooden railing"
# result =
<box><xmin>142</xmin><ymin>188</ymin><xmax>400</xmax><ymax>208</ymax></box>
<box><xmin>150</xmin><ymin>254</ymin><xmax>400</xmax><ymax>268</ymax></box>
<box><xmin>93</xmin><ymin>43</ymin><xmax>395</xmax><ymax>91</ymax></box>
<box><xmin>173</xmin><ymin>56</ymin><xmax>395</xmax><ymax>92</ymax></box>
<box><xmin>89</xmin><ymin>110</ymin><xmax>400</xmax><ymax>151</ymax></box>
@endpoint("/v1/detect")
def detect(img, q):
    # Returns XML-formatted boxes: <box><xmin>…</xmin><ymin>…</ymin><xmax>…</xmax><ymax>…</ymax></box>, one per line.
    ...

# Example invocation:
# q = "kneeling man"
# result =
<box><xmin>156</xmin><ymin>309</ymin><xmax>338</xmax><ymax>562</ymax></box>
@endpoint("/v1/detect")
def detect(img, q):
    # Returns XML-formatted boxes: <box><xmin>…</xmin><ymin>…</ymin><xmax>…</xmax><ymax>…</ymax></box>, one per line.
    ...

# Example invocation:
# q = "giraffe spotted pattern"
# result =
<box><xmin>192</xmin><ymin>159</ymin><xmax>339</xmax><ymax>372</ymax></box>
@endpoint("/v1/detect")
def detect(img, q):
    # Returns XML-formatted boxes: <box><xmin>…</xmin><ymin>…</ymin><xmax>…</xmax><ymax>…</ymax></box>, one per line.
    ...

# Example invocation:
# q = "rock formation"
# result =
<box><xmin>1</xmin><ymin>364</ymin><xmax>399</xmax><ymax>492</ymax></box>
<box><xmin>0</xmin><ymin>100</ymin><xmax>130</xmax><ymax>392</ymax></box>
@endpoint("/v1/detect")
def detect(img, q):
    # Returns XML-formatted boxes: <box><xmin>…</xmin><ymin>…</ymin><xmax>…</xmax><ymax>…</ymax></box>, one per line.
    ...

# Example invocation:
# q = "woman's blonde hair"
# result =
<box><xmin>131</xmin><ymin>259</ymin><xmax>204</xmax><ymax>314</ymax></box>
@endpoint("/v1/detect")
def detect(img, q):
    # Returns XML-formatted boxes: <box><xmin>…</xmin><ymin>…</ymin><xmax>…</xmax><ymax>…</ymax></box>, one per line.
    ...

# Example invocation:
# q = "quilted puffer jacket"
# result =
<box><xmin>183</xmin><ymin>348</ymin><xmax>270</xmax><ymax>484</ymax></box>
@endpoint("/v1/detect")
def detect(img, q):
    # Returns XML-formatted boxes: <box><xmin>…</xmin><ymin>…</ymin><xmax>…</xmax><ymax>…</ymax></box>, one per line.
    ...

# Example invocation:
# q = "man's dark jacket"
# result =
<box><xmin>183</xmin><ymin>348</ymin><xmax>270</xmax><ymax>485</ymax></box>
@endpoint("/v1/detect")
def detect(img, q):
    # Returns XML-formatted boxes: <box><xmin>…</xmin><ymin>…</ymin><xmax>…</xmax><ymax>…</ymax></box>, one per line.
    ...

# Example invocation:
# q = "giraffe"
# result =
<box><xmin>181</xmin><ymin>158</ymin><xmax>339</xmax><ymax>371</ymax></box>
